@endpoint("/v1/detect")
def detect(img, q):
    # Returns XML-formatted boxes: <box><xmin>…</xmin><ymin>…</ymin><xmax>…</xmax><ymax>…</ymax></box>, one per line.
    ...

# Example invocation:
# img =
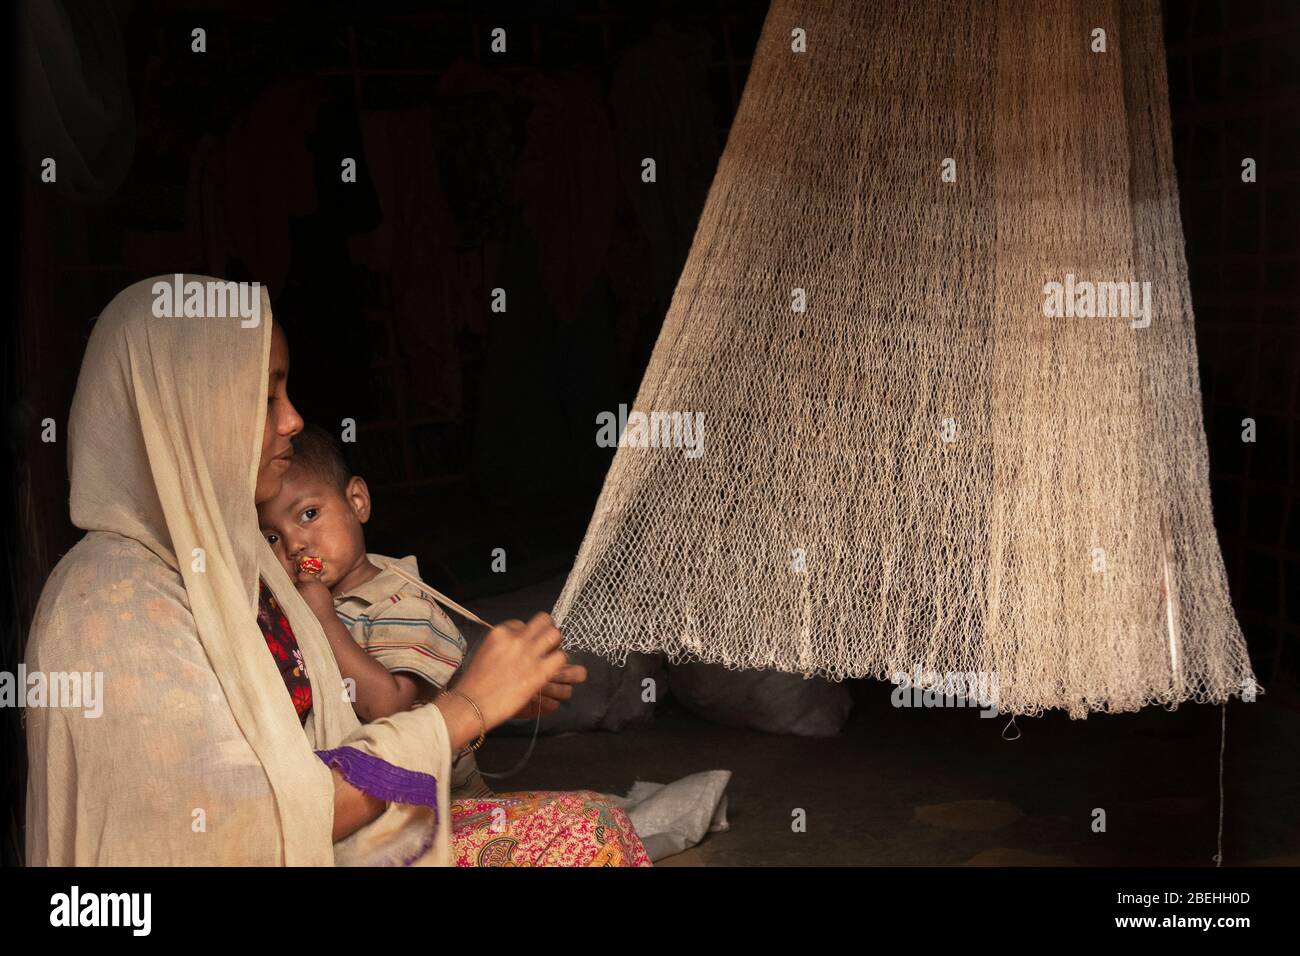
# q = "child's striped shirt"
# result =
<box><xmin>333</xmin><ymin>553</ymin><xmax>488</xmax><ymax>797</ymax></box>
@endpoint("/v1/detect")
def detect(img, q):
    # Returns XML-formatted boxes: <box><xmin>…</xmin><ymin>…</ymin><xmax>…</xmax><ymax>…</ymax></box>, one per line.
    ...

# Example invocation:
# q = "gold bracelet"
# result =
<box><xmin>442</xmin><ymin>690</ymin><xmax>486</xmax><ymax>755</ymax></box>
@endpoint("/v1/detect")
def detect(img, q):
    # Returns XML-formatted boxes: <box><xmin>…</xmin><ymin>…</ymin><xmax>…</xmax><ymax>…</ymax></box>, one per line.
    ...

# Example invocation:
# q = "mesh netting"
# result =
<box><xmin>553</xmin><ymin>0</ymin><xmax>1257</xmax><ymax>717</ymax></box>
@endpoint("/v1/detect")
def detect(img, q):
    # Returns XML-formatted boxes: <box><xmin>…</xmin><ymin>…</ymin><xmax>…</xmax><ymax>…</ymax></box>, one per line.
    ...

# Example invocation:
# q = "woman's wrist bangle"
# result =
<box><xmin>442</xmin><ymin>690</ymin><xmax>486</xmax><ymax>755</ymax></box>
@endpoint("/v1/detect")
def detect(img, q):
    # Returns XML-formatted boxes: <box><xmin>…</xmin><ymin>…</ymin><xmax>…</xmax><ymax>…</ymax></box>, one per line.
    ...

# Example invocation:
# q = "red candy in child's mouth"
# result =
<box><xmin>298</xmin><ymin>556</ymin><xmax>323</xmax><ymax>576</ymax></box>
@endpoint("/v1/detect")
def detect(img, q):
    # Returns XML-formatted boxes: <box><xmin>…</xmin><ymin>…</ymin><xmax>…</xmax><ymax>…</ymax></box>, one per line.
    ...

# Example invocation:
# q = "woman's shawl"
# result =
<box><xmin>24</xmin><ymin>276</ymin><xmax>452</xmax><ymax>865</ymax></box>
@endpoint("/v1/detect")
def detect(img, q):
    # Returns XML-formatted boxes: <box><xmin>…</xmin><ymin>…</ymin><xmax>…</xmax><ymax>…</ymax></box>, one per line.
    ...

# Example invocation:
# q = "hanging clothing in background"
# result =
<box><xmin>511</xmin><ymin>71</ymin><xmax>619</xmax><ymax>326</ymax></box>
<box><xmin>603</xmin><ymin>177</ymin><xmax>659</xmax><ymax>375</ymax></box>
<box><xmin>349</xmin><ymin>106</ymin><xmax>471</xmax><ymax>422</ymax></box>
<box><xmin>447</xmin><ymin>65</ymin><xmax>631</xmax><ymax>520</ymax></box>
<box><xmin>609</xmin><ymin>23</ymin><xmax>720</xmax><ymax>311</ymax></box>
<box><xmin>186</xmin><ymin>79</ymin><xmax>377</xmax><ymax>436</ymax></box>
<box><xmin>432</xmin><ymin>59</ymin><xmax>519</xmax><ymax>252</ymax></box>
<box><xmin>469</xmin><ymin>198</ymin><xmax>622</xmax><ymax>528</ymax></box>
<box><xmin>274</xmin><ymin>94</ymin><xmax>378</xmax><ymax>436</ymax></box>
<box><xmin>18</xmin><ymin>0</ymin><xmax>134</xmax><ymax>201</ymax></box>
<box><xmin>186</xmin><ymin>75</ymin><xmax>327</xmax><ymax>297</ymax></box>
<box><xmin>311</xmin><ymin>95</ymin><xmax>385</xmax><ymax>239</ymax></box>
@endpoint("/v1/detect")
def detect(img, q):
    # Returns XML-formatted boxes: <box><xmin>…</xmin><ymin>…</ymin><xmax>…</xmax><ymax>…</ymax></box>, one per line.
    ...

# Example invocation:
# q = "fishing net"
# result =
<box><xmin>554</xmin><ymin>0</ymin><xmax>1256</xmax><ymax>717</ymax></box>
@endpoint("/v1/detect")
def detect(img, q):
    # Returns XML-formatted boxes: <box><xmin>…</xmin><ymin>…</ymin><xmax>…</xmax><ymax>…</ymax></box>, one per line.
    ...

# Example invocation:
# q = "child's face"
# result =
<box><xmin>257</xmin><ymin>463</ymin><xmax>371</xmax><ymax>590</ymax></box>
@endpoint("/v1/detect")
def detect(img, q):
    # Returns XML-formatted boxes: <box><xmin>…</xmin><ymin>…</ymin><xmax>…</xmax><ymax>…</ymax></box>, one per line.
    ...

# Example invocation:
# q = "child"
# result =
<box><xmin>257</xmin><ymin>424</ymin><xmax>489</xmax><ymax>797</ymax></box>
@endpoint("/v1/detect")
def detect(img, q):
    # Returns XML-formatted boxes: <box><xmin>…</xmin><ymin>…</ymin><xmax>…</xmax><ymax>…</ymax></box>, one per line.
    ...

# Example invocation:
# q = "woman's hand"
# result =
<box><xmin>509</xmin><ymin>662</ymin><xmax>588</xmax><ymax>719</ymax></box>
<box><xmin>450</xmin><ymin>612</ymin><xmax>573</xmax><ymax>731</ymax></box>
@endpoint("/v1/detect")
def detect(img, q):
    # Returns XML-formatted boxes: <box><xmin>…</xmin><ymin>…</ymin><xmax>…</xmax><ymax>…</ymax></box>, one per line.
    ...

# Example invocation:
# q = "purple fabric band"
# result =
<box><xmin>315</xmin><ymin>747</ymin><xmax>440</xmax><ymax>826</ymax></box>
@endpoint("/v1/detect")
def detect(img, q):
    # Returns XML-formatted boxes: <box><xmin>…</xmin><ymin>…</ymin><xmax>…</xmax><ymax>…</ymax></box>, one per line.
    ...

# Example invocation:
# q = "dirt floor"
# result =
<box><xmin>479</xmin><ymin>694</ymin><xmax>1300</xmax><ymax>866</ymax></box>
<box><xmin>454</xmin><ymin>574</ymin><xmax>1300</xmax><ymax>866</ymax></box>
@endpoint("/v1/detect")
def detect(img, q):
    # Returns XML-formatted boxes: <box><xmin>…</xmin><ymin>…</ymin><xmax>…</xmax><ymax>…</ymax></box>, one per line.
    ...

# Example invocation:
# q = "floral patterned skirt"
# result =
<box><xmin>450</xmin><ymin>790</ymin><xmax>652</xmax><ymax>867</ymax></box>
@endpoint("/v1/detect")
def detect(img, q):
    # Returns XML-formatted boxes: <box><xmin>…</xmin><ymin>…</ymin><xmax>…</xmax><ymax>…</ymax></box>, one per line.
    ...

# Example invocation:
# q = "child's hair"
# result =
<box><xmin>291</xmin><ymin>424</ymin><xmax>352</xmax><ymax>492</ymax></box>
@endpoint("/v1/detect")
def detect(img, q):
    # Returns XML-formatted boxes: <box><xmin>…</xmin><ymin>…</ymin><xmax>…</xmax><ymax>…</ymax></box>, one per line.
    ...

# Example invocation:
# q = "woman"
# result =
<box><xmin>24</xmin><ymin>276</ymin><xmax>650</xmax><ymax>866</ymax></box>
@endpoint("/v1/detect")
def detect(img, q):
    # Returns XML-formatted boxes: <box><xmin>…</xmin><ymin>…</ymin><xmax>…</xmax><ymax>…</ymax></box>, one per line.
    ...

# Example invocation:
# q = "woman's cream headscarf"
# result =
<box><xmin>25</xmin><ymin>276</ymin><xmax>452</xmax><ymax>865</ymax></box>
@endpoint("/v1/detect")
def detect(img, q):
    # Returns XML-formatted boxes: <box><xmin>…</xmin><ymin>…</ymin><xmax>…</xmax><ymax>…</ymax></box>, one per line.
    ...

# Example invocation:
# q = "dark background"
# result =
<box><xmin>5</xmin><ymin>0</ymin><xmax>1298</xmax><ymax>866</ymax></box>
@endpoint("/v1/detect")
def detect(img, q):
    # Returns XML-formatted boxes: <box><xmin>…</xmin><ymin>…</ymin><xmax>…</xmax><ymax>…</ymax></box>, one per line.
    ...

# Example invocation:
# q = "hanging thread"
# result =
<box><xmin>1213</xmin><ymin>703</ymin><xmax>1226</xmax><ymax>867</ymax></box>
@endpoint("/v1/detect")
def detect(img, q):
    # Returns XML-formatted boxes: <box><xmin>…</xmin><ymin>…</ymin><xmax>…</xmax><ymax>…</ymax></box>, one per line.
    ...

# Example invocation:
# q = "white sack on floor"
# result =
<box><xmin>605</xmin><ymin>769</ymin><xmax>731</xmax><ymax>862</ymax></box>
